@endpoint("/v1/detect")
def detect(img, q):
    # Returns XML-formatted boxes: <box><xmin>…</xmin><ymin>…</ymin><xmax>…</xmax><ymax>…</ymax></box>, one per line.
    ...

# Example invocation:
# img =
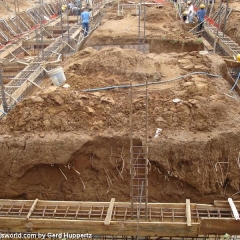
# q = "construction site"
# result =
<box><xmin>0</xmin><ymin>0</ymin><xmax>240</xmax><ymax>238</ymax></box>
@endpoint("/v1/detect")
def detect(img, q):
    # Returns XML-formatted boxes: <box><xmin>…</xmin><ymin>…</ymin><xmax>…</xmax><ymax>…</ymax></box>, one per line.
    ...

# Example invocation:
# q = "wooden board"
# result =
<box><xmin>224</xmin><ymin>59</ymin><xmax>240</xmax><ymax>68</ymax></box>
<box><xmin>186</xmin><ymin>199</ymin><xmax>191</xmax><ymax>226</ymax></box>
<box><xmin>199</xmin><ymin>218</ymin><xmax>240</xmax><ymax>235</ymax></box>
<box><xmin>0</xmin><ymin>218</ymin><xmax>200</xmax><ymax>237</ymax></box>
<box><xmin>104</xmin><ymin>198</ymin><xmax>115</xmax><ymax>225</ymax></box>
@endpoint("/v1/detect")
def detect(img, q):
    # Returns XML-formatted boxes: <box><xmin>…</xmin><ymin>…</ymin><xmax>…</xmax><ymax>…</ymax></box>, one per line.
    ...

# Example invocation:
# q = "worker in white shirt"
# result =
<box><xmin>186</xmin><ymin>1</ymin><xmax>194</xmax><ymax>23</ymax></box>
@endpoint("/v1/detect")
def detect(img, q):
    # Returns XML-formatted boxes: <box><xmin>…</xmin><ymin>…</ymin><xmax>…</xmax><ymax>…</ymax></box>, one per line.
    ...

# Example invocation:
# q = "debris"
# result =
<box><xmin>154</xmin><ymin>128</ymin><xmax>162</xmax><ymax>138</ymax></box>
<box><xmin>63</xmin><ymin>84</ymin><xmax>70</xmax><ymax>88</ymax></box>
<box><xmin>172</xmin><ymin>98</ymin><xmax>181</xmax><ymax>103</ymax></box>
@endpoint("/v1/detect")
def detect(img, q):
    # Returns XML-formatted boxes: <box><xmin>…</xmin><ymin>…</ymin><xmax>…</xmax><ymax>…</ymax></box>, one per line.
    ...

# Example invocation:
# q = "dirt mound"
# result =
<box><xmin>1</xmin><ymin>48</ymin><xmax>239</xmax><ymax>137</ymax></box>
<box><xmin>65</xmin><ymin>47</ymin><xmax>162</xmax><ymax>89</ymax></box>
<box><xmin>144</xmin><ymin>5</ymin><xmax>172</xmax><ymax>23</ymax></box>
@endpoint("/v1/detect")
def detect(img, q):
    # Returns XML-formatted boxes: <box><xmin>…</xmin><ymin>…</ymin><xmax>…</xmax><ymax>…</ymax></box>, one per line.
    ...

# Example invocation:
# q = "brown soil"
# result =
<box><xmin>0</xmin><ymin>0</ymin><xmax>240</xmax><ymax>204</ymax></box>
<box><xmin>0</xmin><ymin>0</ymin><xmax>36</xmax><ymax>18</ymax></box>
<box><xmin>85</xmin><ymin>4</ymin><xmax>204</xmax><ymax>53</ymax></box>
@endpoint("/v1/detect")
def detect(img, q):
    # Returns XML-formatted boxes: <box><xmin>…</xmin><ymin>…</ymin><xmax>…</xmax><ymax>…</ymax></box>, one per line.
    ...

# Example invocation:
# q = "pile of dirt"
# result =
<box><xmin>65</xmin><ymin>47</ymin><xmax>162</xmax><ymax>88</ymax></box>
<box><xmin>1</xmin><ymin>48</ymin><xmax>239</xmax><ymax>137</ymax></box>
<box><xmin>144</xmin><ymin>4</ymin><xmax>174</xmax><ymax>23</ymax></box>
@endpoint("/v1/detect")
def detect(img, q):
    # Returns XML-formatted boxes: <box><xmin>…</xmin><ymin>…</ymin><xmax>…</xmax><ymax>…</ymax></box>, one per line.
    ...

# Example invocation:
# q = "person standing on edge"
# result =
<box><xmin>196</xmin><ymin>4</ymin><xmax>206</xmax><ymax>31</ymax></box>
<box><xmin>186</xmin><ymin>1</ymin><xmax>194</xmax><ymax>23</ymax></box>
<box><xmin>81</xmin><ymin>7</ymin><xmax>90</xmax><ymax>37</ymax></box>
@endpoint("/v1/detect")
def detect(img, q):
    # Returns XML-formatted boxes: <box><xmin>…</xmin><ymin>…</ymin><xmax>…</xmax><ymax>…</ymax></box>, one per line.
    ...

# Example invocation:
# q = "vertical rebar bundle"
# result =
<box><xmin>0</xmin><ymin>69</ymin><xmax>8</xmax><ymax>113</ymax></box>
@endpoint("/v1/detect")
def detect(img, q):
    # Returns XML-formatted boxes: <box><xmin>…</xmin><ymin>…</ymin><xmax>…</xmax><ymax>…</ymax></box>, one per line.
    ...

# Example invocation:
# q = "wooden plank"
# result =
<box><xmin>35</xmin><ymin>201</ymin><xmax>187</xmax><ymax>208</ymax></box>
<box><xmin>104</xmin><ymin>198</ymin><xmax>115</xmax><ymax>225</ymax></box>
<box><xmin>0</xmin><ymin>218</ymin><xmax>200</xmax><ymax>237</ymax></box>
<box><xmin>26</xmin><ymin>199</ymin><xmax>38</xmax><ymax>220</ymax></box>
<box><xmin>45</xmin><ymin>26</ymin><xmax>70</xmax><ymax>31</ymax></box>
<box><xmin>201</xmin><ymin>37</ymin><xmax>213</xmax><ymax>51</ymax></box>
<box><xmin>0</xmin><ymin>199</ymin><xmax>34</xmax><ymax>206</ymax></box>
<box><xmin>22</xmin><ymin>39</ymin><xmax>54</xmax><ymax>45</ymax></box>
<box><xmin>224</xmin><ymin>59</ymin><xmax>240</xmax><ymax>68</ymax></box>
<box><xmin>199</xmin><ymin>218</ymin><xmax>240</xmax><ymax>235</ymax></box>
<box><xmin>186</xmin><ymin>199</ymin><xmax>191</xmax><ymax>227</ymax></box>
<box><xmin>214</xmin><ymin>200</ymin><xmax>240</xmax><ymax>209</ymax></box>
<box><xmin>0</xmin><ymin>44</ymin><xmax>22</xmax><ymax>59</ymax></box>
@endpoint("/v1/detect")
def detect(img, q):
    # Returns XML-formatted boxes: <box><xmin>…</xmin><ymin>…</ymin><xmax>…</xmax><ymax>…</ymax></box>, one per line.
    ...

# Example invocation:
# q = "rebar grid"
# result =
<box><xmin>0</xmin><ymin>200</ymin><xmax>237</xmax><ymax>222</ymax></box>
<box><xmin>0</xmin><ymin>19</ymin><xmax>17</xmax><ymax>37</ymax></box>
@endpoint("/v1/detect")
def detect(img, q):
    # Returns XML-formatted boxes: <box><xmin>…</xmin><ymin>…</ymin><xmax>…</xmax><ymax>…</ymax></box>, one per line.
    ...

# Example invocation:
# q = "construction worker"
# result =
<box><xmin>61</xmin><ymin>5</ymin><xmax>67</xmax><ymax>13</ymax></box>
<box><xmin>182</xmin><ymin>11</ymin><xmax>187</xmax><ymax>22</ymax></box>
<box><xmin>74</xmin><ymin>0</ymin><xmax>82</xmax><ymax>8</ymax></box>
<box><xmin>236</xmin><ymin>54</ymin><xmax>240</xmax><ymax>62</ymax></box>
<box><xmin>68</xmin><ymin>2</ymin><xmax>75</xmax><ymax>10</ymax></box>
<box><xmin>196</xmin><ymin>4</ymin><xmax>206</xmax><ymax>31</ymax></box>
<box><xmin>186</xmin><ymin>1</ymin><xmax>194</xmax><ymax>23</ymax></box>
<box><xmin>81</xmin><ymin>7</ymin><xmax>90</xmax><ymax>37</ymax></box>
<box><xmin>72</xmin><ymin>6</ymin><xmax>81</xmax><ymax>16</ymax></box>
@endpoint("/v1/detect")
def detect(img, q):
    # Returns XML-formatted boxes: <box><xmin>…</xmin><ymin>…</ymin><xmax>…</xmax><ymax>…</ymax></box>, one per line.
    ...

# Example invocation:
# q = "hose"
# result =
<box><xmin>83</xmin><ymin>71</ymin><xmax>222</xmax><ymax>92</ymax></box>
<box><xmin>230</xmin><ymin>72</ymin><xmax>240</xmax><ymax>91</ymax></box>
<box><xmin>0</xmin><ymin>109</ymin><xmax>7</xmax><ymax>115</ymax></box>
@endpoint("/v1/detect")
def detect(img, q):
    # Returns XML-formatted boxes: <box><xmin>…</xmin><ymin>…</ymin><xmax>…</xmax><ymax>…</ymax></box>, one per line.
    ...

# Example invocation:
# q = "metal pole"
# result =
<box><xmin>35</xmin><ymin>27</ymin><xmax>39</xmax><ymax>60</ymax></box>
<box><xmin>67</xmin><ymin>4</ymin><xmax>70</xmax><ymax>44</ymax></box>
<box><xmin>14</xmin><ymin>0</ymin><xmax>19</xmax><ymax>34</ymax></box>
<box><xmin>40</xmin><ymin>0</ymin><xmax>45</xmax><ymax>60</ymax></box>
<box><xmin>130</xmin><ymin>78</ymin><xmax>134</xmax><ymax>219</ymax></box>
<box><xmin>216</xmin><ymin>0</ymin><xmax>223</xmax><ymax>37</ymax></box>
<box><xmin>138</xmin><ymin>0</ymin><xmax>142</xmax><ymax>50</ymax></box>
<box><xmin>17</xmin><ymin>0</ymin><xmax>20</xmax><ymax>15</ymax></box>
<box><xmin>60</xmin><ymin>0</ymin><xmax>64</xmax><ymax>61</ymax></box>
<box><xmin>60</xmin><ymin>1</ymin><xmax>64</xmax><ymax>40</ymax></box>
<box><xmin>143</xmin><ymin>0</ymin><xmax>146</xmax><ymax>53</ymax></box>
<box><xmin>136</xmin><ymin>181</ymin><xmax>144</xmax><ymax>240</ymax></box>
<box><xmin>222</xmin><ymin>0</ymin><xmax>229</xmax><ymax>37</ymax></box>
<box><xmin>145</xmin><ymin>63</ymin><xmax>148</xmax><ymax>221</ymax></box>
<box><xmin>0</xmin><ymin>69</ymin><xmax>8</xmax><ymax>113</ymax></box>
<box><xmin>214</xmin><ymin>0</ymin><xmax>223</xmax><ymax>54</ymax></box>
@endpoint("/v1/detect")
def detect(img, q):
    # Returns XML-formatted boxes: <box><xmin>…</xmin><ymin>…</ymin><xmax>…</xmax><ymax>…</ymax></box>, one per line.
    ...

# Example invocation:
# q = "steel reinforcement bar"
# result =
<box><xmin>0</xmin><ymin>199</ymin><xmax>239</xmax><ymax>237</ymax></box>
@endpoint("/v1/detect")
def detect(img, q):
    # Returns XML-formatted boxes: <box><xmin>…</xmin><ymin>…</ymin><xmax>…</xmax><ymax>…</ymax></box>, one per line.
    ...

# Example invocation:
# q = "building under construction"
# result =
<box><xmin>0</xmin><ymin>0</ymin><xmax>240</xmax><ymax>238</ymax></box>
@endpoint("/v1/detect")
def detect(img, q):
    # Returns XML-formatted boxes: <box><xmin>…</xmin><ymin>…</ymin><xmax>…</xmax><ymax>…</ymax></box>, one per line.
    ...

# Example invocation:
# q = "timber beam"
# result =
<box><xmin>22</xmin><ymin>39</ymin><xmax>55</xmax><ymax>47</ymax></box>
<box><xmin>0</xmin><ymin>218</ymin><xmax>200</xmax><ymax>237</ymax></box>
<box><xmin>0</xmin><ymin>199</ymin><xmax>239</xmax><ymax>236</ymax></box>
<box><xmin>44</xmin><ymin>25</ymin><xmax>74</xmax><ymax>32</ymax></box>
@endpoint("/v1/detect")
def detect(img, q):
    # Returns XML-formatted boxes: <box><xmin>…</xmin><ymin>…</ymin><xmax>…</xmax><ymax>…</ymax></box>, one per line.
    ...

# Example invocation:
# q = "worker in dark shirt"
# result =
<box><xmin>196</xmin><ymin>4</ymin><xmax>206</xmax><ymax>31</ymax></box>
